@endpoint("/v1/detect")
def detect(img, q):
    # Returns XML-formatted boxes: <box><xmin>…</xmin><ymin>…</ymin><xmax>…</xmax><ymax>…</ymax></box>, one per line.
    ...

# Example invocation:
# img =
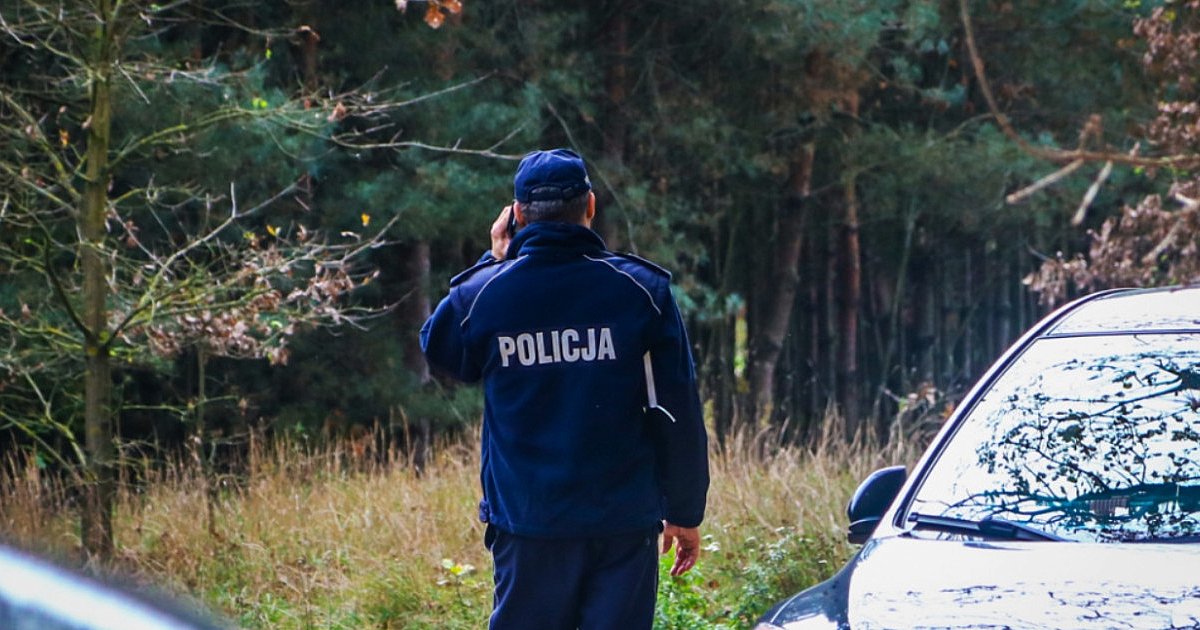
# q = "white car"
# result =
<box><xmin>756</xmin><ymin>286</ymin><xmax>1200</xmax><ymax>629</ymax></box>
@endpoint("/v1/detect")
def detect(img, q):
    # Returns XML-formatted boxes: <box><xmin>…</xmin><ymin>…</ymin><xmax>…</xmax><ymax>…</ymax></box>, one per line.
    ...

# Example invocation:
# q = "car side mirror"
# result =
<box><xmin>846</xmin><ymin>465</ymin><xmax>906</xmax><ymax>544</ymax></box>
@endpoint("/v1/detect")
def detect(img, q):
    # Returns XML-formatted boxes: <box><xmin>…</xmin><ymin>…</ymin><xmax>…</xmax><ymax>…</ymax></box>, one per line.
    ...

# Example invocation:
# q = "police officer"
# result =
<box><xmin>420</xmin><ymin>149</ymin><xmax>710</xmax><ymax>630</ymax></box>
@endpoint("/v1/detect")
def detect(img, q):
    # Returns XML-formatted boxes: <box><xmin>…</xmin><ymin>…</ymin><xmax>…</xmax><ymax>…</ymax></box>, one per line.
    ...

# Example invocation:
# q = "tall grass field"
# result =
<box><xmin>0</xmin><ymin>423</ymin><xmax>919</xmax><ymax>628</ymax></box>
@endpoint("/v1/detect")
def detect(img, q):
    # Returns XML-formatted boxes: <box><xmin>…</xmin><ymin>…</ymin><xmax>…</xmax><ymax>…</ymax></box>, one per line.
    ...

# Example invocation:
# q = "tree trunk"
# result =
<box><xmin>710</xmin><ymin>210</ymin><xmax>743</xmax><ymax>441</ymax></box>
<box><xmin>837</xmin><ymin>174</ymin><xmax>862</xmax><ymax>436</ymax></box>
<box><xmin>194</xmin><ymin>348</ymin><xmax>218</xmax><ymax>537</ymax></box>
<box><xmin>301</xmin><ymin>24</ymin><xmax>320</xmax><ymax>94</ymax></box>
<box><xmin>824</xmin><ymin>218</ymin><xmax>838</xmax><ymax>416</ymax></box>
<box><xmin>747</xmin><ymin>143</ymin><xmax>814</xmax><ymax>427</ymax></box>
<box><xmin>298</xmin><ymin>15</ymin><xmax>321</xmax><ymax>210</ymax></box>
<box><xmin>807</xmin><ymin>232</ymin><xmax>823</xmax><ymax>427</ymax></box>
<box><xmin>602</xmin><ymin>9</ymin><xmax>629</xmax><ymax>163</ymax></box>
<box><xmin>871</xmin><ymin>210</ymin><xmax>916</xmax><ymax>434</ymax></box>
<box><xmin>918</xmin><ymin>262</ymin><xmax>936</xmax><ymax>382</ymax></box>
<box><xmin>400</xmin><ymin>242</ymin><xmax>432</xmax><ymax>468</ymax></box>
<box><xmin>963</xmin><ymin>248</ymin><xmax>974</xmax><ymax>378</ymax></box>
<box><xmin>80</xmin><ymin>0</ymin><xmax>116</xmax><ymax>562</ymax></box>
<box><xmin>592</xmin><ymin>4</ymin><xmax>631</xmax><ymax>246</ymax></box>
<box><xmin>999</xmin><ymin>244</ymin><xmax>1012</xmax><ymax>350</ymax></box>
<box><xmin>704</xmin><ymin>317</ymin><xmax>735</xmax><ymax>446</ymax></box>
<box><xmin>401</xmin><ymin>241</ymin><xmax>432</xmax><ymax>383</ymax></box>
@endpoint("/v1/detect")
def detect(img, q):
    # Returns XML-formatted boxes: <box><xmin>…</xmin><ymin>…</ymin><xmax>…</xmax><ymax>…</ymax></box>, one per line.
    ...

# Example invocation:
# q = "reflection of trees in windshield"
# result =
<box><xmin>910</xmin><ymin>334</ymin><xmax>1200</xmax><ymax>542</ymax></box>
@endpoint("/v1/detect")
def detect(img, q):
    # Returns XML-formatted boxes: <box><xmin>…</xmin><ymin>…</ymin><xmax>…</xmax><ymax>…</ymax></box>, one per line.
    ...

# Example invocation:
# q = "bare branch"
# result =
<box><xmin>1140</xmin><ymin>212</ymin><xmax>1188</xmax><ymax>266</ymax></box>
<box><xmin>344</xmin><ymin>72</ymin><xmax>495</xmax><ymax>116</ymax></box>
<box><xmin>327</xmin><ymin>138</ymin><xmax>524</xmax><ymax>160</ymax></box>
<box><xmin>1005</xmin><ymin>159</ymin><xmax>1084</xmax><ymax>205</ymax></box>
<box><xmin>545</xmin><ymin>98</ymin><xmax>640</xmax><ymax>251</ymax></box>
<box><xmin>106</xmin><ymin>182</ymin><xmax>302</xmax><ymax>344</ymax></box>
<box><xmin>110</xmin><ymin>107</ymin><xmax>253</xmax><ymax>169</ymax></box>
<box><xmin>960</xmin><ymin>0</ymin><xmax>1200</xmax><ymax>169</ymax></box>
<box><xmin>43</xmin><ymin>243</ymin><xmax>94</xmax><ymax>342</ymax></box>
<box><xmin>0</xmin><ymin>90</ymin><xmax>84</xmax><ymax>198</ymax></box>
<box><xmin>1072</xmin><ymin>161</ymin><xmax>1114</xmax><ymax>226</ymax></box>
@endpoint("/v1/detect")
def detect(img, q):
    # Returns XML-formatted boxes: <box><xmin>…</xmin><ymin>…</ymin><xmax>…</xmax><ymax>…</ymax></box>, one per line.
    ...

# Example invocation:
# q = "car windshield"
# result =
<box><xmin>908</xmin><ymin>333</ymin><xmax>1200</xmax><ymax>543</ymax></box>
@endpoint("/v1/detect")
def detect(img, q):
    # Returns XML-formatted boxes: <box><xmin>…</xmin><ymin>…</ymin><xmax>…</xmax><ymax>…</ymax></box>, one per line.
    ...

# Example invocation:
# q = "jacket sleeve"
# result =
<box><xmin>646</xmin><ymin>281</ymin><xmax>710</xmax><ymax>528</ymax></box>
<box><xmin>419</xmin><ymin>287</ymin><xmax>482</xmax><ymax>383</ymax></box>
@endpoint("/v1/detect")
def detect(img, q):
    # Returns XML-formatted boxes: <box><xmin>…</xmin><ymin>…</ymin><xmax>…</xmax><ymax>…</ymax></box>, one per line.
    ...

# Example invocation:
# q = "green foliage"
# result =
<box><xmin>655</xmin><ymin>555</ymin><xmax>729</xmax><ymax>630</ymax></box>
<box><xmin>184</xmin><ymin>502</ymin><xmax>856</xmax><ymax>630</ymax></box>
<box><xmin>951</xmin><ymin>1</ymin><xmax>1153</xmax><ymax>141</ymax></box>
<box><xmin>0</xmin><ymin>0</ymin><xmax>511</xmax><ymax>462</ymax></box>
<box><xmin>2</xmin><ymin>0</ymin><xmax>1186</xmax><ymax>563</ymax></box>
<box><xmin>654</xmin><ymin>527</ymin><xmax>849</xmax><ymax>629</ymax></box>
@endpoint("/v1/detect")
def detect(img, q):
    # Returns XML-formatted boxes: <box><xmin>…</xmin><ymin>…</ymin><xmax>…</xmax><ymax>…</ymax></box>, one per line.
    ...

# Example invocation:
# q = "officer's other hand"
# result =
<box><xmin>490</xmin><ymin>205</ymin><xmax>514</xmax><ymax>261</ymax></box>
<box><xmin>661</xmin><ymin>522</ymin><xmax>701</xmax><ymax>576</ymax></box>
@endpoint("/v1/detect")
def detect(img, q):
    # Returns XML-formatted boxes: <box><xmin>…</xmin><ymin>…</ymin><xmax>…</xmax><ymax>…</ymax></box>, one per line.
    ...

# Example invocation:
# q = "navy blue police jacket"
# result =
<box><xmin>420</xmin><ymin>221</ymin><xmax>709</xmax><ymax>538</ymax></box>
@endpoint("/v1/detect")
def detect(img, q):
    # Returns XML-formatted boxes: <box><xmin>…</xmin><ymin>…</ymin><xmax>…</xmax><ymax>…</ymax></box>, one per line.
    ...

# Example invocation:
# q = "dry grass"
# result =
<box><xmin>710</xmin><ymin>419</ymin><xmax>914</xmax><ymax>537</ymax></box>
<box><xmin>0</xmin><ymin>417</ymin><xmax>925</xmax><ymax>629</ymax></box>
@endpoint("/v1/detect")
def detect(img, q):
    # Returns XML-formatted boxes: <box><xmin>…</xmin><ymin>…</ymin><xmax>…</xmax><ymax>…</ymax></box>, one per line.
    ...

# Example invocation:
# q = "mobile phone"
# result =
<box><xmin>506</xmin><ymin>204</ymin><xmax>518</xmax><ymax>237</ymax></box>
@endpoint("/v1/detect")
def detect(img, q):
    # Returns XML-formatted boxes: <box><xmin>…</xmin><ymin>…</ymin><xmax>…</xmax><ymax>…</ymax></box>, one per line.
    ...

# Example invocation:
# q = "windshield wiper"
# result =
<box><xmin>907</xmin><ymin>512</ymin><xmax>1068</xmax><ymax>542</ymax></box>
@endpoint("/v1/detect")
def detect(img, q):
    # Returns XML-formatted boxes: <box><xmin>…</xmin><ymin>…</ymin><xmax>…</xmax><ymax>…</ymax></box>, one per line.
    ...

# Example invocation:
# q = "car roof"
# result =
<box><xmin>1046</xmin><ymin>285</ymin><xmax>1200</xmax><ymax>336</ymax></box>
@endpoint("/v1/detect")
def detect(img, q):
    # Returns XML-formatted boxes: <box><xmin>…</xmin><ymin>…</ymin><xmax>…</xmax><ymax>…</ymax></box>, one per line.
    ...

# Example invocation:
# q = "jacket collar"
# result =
<box><xmin>506</xmin><ymin>221</ymin><xmax>607</xmax><ymax>258</ymax></box>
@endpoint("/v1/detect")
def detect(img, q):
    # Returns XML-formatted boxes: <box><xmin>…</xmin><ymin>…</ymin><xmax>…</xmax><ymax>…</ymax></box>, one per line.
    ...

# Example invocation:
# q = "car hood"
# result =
<box><xmin>763</xmin><ymin>536</ymin><xmax>1200</xmax><ymax>629</ymax></box>
<box><xmin>849</xmin><ymin>536</ymin><xmax>1200</xmax><ymax>629</ymax></box>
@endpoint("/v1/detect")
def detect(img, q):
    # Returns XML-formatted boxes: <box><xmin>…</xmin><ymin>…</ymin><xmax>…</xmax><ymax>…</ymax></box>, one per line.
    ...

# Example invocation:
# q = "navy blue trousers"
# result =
<box><xmin>485</xmin><ymin>525</ymin><xmax>659</xmax><ymax>630</ymax></box>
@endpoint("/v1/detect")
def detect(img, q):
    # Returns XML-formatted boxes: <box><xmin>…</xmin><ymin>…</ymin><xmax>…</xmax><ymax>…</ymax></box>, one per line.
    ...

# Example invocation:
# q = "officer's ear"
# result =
<box><xmin>584</xmin><ymin>192</ymin><xmax>596</xmax><ymax>225</ymax></box>
<box><xmin>513</xmin><ymin>202</ymin><xmax>526</xmax><ymax>227</ymax></box>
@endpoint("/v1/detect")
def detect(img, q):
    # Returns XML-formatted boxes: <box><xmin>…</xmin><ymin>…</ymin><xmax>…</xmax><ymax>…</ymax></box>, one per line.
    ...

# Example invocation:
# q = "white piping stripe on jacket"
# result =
<box><xmin>583</xmin><ymin>255</ymin><xmax>663</xmax><ymax>316</ymax></box>
<box><xmin>643</xmin><ymin>351</ymin><xmax>678</xmax><ymax>423</ymax></box>
<box><xmin>460</xmin><ymin>255</ymin><xmax>530</xmax><ymax>327</ymax></box>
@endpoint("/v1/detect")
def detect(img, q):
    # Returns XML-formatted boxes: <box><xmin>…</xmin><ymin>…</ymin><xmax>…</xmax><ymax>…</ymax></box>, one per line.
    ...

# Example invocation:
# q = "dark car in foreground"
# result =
<box><xmin>756</xmin><ymin>286</ymin><xmax>1200</xmax><ymax>629</ymax></box>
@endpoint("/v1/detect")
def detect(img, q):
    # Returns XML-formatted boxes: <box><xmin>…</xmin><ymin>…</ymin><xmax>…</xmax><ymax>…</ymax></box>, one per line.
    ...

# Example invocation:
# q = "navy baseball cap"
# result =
<box><xmin>513</xmin><ymin>149</ymin><xmax>592</xmax><ymax>203</ymax></box>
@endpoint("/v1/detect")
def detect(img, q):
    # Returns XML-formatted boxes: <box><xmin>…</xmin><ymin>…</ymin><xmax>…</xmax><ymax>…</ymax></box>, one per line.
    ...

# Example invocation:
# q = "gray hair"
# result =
<box><xmin>520</xmin><ymin>190</ymin><xmax>590</xmax><ymax>224</ymax></box>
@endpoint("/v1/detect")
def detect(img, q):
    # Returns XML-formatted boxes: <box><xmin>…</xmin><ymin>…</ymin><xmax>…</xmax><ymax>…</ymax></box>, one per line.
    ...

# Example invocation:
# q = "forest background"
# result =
<box><xmin>2</xmin><ymin>0</ymin><xmax>1199</xmax><ymax>628</ymax></box>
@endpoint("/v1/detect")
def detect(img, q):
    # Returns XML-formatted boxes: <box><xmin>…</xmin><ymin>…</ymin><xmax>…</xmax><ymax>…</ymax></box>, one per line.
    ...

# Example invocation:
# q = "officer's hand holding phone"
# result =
<box><xmin>490</xmin><ymin>203</ymin><xmax>517</xmax><ymax>261</ymax></box>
